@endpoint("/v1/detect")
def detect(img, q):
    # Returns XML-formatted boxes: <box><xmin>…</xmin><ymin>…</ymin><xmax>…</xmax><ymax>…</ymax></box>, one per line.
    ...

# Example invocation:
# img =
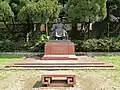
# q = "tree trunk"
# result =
<box><xmin>2</xmin><ymin>20</ymin><xmax>10</xmax><ymax>31</ymax></box>
<box><xmin>26</xmin><ymin>21</ymin><xmax>30</xmax><ymax>43</ymax></box>
<box><xmin>11</xmin><ymin>18</ymin><xmax>16</xmax><ymax>41</ymax></box>
<box><xmin>46</xmin><ymin>19</ymin><xmax>49</xmax><ymax>36</ymax></box>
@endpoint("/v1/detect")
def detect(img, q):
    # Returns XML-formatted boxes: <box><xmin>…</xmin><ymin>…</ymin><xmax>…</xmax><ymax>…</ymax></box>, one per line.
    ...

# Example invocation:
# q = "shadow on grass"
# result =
<box><xmin>33</xmin><ymin>81</ymin><xmax>46</xmax><ymax>88</ymax></box>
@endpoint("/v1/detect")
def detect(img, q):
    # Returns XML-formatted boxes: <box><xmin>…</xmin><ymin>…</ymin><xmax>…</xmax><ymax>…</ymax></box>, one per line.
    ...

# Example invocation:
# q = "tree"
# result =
<box><xmin>36</xmin><ymin>0</ymin><xmax>60</xmax><ymax>23</ymax></box>
<box><xmin>36</xmin><ymin>0</ymin><xmax>60</xmax><ymax>36</ymax></box>
<box><xmin>66</xmin><ymin>0</ymin><xmax>107</xmax><ymax>38</ymax></box>
<box><xmin>18</xmin><ymin>0</ymin><xmax>60</xmax><ymax>24</ymax></box>
<box><xmin>9</xmin><ymin>0</ymin><xmax>29</xmax><ymax>20</ymax></box>
<box><xmin>107</xmin><ymin>0</ymin><xmax>120</xmax><ymax>22</ymax></box>
<box><xmin>17</xmin><ymin>1</ymin><xmax>37</xmax><ymax>43</ymax></box>
<box><xmin>104</xmin><ymin>0</ymin><xmax>120</xmax><ymax>37</ymax></box>
<box><xmin>66</xmin><ymin>0</ymin><xmax>107</xmax><ymax>23</ymax></box>
<box><xmin>17</xmin><ymin>0</ymin><xmax>60</xmax><ymax>43</ymax></box>
<box><xmin>0</xmin><ymin>1</ymin><xmax>14</xmax><ymax>31</ymax></box>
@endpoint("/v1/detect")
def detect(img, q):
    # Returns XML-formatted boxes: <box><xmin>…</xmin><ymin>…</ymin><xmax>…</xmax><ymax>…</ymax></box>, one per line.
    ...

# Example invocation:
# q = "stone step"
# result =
<box><xmin>3</xmin><ymin>67</ymin><xmax>116</xmax><ymax>70</ymax></box>
<box><xmin>6</xmin><ymin>64</ymin><xmax>113</xmax><ymax>68</ymax></box>
<box><xmin>14</xmin><ymin>62</ymin><xmax>105</xmax><ymax>65</ymax></box>
<box><xmin>36</xmin><ymin>87</ymin><xmax>80</xmax><ymax>90</ymax></box>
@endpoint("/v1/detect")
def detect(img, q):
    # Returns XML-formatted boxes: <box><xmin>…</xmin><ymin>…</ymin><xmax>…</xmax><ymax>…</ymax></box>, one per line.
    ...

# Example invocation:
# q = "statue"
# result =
<box><xmin>51</xmin><ymin>18</ymin><xmax>69</xmax><ymax>40</ymax></box>
<box><xmin>42</xmin><ymin>18</ymin><xmax>77</xmax><ymax>60</ymax></box>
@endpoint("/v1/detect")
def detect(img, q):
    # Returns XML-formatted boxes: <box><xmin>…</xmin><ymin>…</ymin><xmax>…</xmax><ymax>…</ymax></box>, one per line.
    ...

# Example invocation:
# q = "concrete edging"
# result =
<box><xmin>0</xmin><ymin>52</ymin><xmax>120</xmax><ymax>56</ymax></box>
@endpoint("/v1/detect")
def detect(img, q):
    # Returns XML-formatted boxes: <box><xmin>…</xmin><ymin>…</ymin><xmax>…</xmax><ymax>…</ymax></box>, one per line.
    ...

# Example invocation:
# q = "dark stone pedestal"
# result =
<box><xmin>41</xmin><ymin>40</ymin><xmax>77</xmax><ymax>60</ymax></box>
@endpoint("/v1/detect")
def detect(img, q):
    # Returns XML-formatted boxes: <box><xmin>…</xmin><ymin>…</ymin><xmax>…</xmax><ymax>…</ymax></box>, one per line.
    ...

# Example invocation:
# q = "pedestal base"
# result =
<box><xmin>41</xmin><ymin>55</ymin><xmax>77</xmax><ymax>60</ymax></box>
<box><xmin>41</xmin><ymin>40</ymin><xmax>77</xmax><ymax>60</ymax></box>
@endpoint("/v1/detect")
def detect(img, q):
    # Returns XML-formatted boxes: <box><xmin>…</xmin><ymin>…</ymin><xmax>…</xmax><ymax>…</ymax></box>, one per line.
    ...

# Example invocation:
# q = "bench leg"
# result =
<box><xmin>42</xmin><ymin>77</ymin><xmax>52</xmax><ymax>85</ymax></box>
<box><xmin>67</xmin><ymin>77</ymin><xmax>75</xmax><ymax>86</ymax></box>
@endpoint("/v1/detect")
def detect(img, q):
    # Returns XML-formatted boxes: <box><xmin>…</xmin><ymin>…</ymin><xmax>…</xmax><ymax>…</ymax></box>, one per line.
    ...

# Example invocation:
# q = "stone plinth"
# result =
<box><xmin>41</xmin><ymin>40</ymin><xmax>77</xmax><ymax>60</ymax></box>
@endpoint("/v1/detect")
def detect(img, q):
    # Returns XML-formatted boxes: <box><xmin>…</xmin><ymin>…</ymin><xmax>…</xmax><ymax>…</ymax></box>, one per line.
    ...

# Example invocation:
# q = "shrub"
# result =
<box><xmin>0</xmin><ymin>40</ymin><xmax>15</xmax><ymax>52</ymax></box>
<box><xmin>73</xmin><ymin>40</ymin><xmax>83</xmax><ymax>52</ymax></box>
<box><xmin>29</xmin><ymin>34</ymin><xmax>50</xmax><ymax>52</ymax></box>
<box><xmin>82</xmin><ymin>37</ymin><xmax>120</xmax><ymax>52</ymax></box>
<box><xmin>0</xmin><ymin>40</ymin><xmax>27</xmax><ymax>52</ymax></box>
<box><xmin>1</xmin><ymin>37</ymin><xmax>120</xmax><ymax>52</ymax></box>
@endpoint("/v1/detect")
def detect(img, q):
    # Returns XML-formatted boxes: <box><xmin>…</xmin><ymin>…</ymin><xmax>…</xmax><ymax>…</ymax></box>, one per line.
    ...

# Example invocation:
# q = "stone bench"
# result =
<box><xmin>41</xmin><ymin>74</ymin><xmax>76</xmax><ymax>87</ymax></box>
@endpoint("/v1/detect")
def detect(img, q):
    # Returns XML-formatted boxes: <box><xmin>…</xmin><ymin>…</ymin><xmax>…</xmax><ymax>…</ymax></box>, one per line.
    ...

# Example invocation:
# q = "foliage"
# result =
<box><xmin>73</xmin><ymin>40</ymin><xmax>83</xmax><ymax>52</ymax></box>
<box><xmin>106</xmin><ymin>0</ymin><xmax>120</xmax><ymax>22</ymax></box>
<box><xmin>82</xmin><ymin>37</ymin><xmax>120</xmax><ymax>52</ymax></box>
<box><xmin>18</xmin><ymin>0</ymin><xmax>60</xmax><ymax>23</ymax></box>
<box><xmin>9</xmin><ymin>0</ymin><xmax>29</xmax><ymax>18</ymax></box>
<box><xmin>0</xmin><ymin>1</ymin><xmax>14</xmax><ymax>22</ymax></box>
<box><xmin>66</xmin><ymin>0</ymin><xmax>107</xmax><ymax>23</ymax></box>
<box><xmin>29</xmin><ymin>34</ymin><xmax>50</xmax><ymax>52</ymax></box>
<box><xmin>17</xmin><ymin>0</ymin><xmax>60</xmax><ymax>43</ymax></box>
<box><xmin>17</xmin><ymin>1</ymin><xmax>37</xmax><ymax>22</ymax></box>
<box><xmin>39</xmin><ymin>34</ymin><xmax>50</xmax><ymax>42</ymax></box>
<box><xmin>103</xmin><ymin>0</ymin><xmax>120</xmax><ymax>38</ymax></box>
<box><xmin>0</xmin><ymin>40</ymin><xmax>15</xmax><ymax>52</ymax></box>
<box><xmin>0</xmin><ymin>40</ymin><xmax>26</xmax><ymax>52</ymax></box>
<box><xmin>2</xmin><ymin>37</ymin><xmax>120</xmax><ymax>52</ymax></box>
<box><xmin>107</xmin><ymin>0</ymin><xmax>120</xmax><ymax>8</ymax></box>
<box><xmin>0</xmin><ymin>23</ymin><xmax>28</xmax><ymax>42</ymax></box>
<box><xmin>36</xmin><ymin>0</ymin><xmax>60</xmax><ymax>23</ymax></box>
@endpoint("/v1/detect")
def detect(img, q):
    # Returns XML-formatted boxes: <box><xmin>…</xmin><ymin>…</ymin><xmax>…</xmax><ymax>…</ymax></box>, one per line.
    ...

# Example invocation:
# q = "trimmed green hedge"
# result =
<box><xmin>0</xmin><ymin>40</ymin><xmax>15</xmax><ymax>52</ymax></box>
<box><xmin>75</xmin><ymin>37</ymin><xmax>120</xmax><ymax>52</ymax></box>
<box><xmin>1</xmin><ymin>37</ymin><xmax>120</xmax><ymax>52</ymax></box>
<box><xmin>0</xmin><ymin>40</ymin><xmax>26</xmax><ymax>52</ymax></box>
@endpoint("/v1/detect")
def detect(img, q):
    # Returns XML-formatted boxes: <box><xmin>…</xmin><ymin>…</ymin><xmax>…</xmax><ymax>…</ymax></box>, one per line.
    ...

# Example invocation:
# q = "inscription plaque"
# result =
<box><xmin>52</xmin><ymin>47</ymin><xmax>66</xmax><ymax>54</ymax></box>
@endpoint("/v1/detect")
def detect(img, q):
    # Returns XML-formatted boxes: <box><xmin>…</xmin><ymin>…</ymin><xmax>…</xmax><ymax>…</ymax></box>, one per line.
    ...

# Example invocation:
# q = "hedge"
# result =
<box><xmin>80</xmin><ymin>37</ymin><xmax>120</xmax><ymax>52</ymax></box>
<box><xmin>1</xmin><ymin>37</ymin><xmax>120</xmax><ymax>52</ymax></box>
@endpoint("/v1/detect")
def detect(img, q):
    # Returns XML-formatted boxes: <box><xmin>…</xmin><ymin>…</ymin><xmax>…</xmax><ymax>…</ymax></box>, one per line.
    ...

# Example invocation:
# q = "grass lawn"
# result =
<box><xmin>0</xmin><ymin>55</ymin><xmax>120</xmax><ymax>90</ymax></box>
<box><xmin>0</xmin><ymin>56</ymin><xmax>23</xmax><ymax>66</ymax></box>
<box><xmin>96</xmin><ymin>55</ymin><xmax>120</xmax><ymax>68</ymax></box>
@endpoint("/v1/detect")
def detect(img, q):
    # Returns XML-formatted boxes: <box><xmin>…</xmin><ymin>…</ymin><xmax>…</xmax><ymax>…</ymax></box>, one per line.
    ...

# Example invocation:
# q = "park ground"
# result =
<box><xmin>0</xmin><ymin>55</ymin><xmax>120</xmax><ymax>90</ymax></box>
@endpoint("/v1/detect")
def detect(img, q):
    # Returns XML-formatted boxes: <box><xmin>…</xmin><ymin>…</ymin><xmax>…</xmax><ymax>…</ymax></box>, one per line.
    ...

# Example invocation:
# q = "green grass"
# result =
<box><xmin>95</xmin><ymin>56</ymin><xmax>120</xmax><ymax>84</ymax></box>
<box><xmin>0</xmin><ymin>56</ymin><xmax>23</xmax><ymax>66</ymax></box>
<box><xmin>96</xmin><ymin>55</ymin><xmax>120</xmax><ymax>68</ymax></box>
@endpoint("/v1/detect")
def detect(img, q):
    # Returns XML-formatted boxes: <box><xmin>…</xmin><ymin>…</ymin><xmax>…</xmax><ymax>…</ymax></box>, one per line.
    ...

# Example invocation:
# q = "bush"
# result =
<box><xmin>0</xmin><ymin>40</ymin><xmax>15</xmax><ymax>52</ymax></box>
<box><xmin>1</xmin><ymin>37</ymin><xmax>120</xmax><ymax>52</ymax></box>
<box><xmin>29</xmin><ymin>34</ymin><xmax>50</xmax><ymax>52</ymax></box>
<box><xmin>0</xmin><ymin>40</ymin><xmax>27</xmax><ymax>52</ymax></box>
<box><xmin>82</xmin><ymin>37</ymin><xmax>120</xmax><ymax>52</ymax></box>
<box><xmin>72</xmin><ymin>40</ymin><xmax>83</xmax><ymax>52</ymax></box>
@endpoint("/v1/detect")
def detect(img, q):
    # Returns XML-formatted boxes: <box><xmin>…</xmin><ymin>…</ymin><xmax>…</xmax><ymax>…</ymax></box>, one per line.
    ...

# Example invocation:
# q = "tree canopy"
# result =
<box><xmin>0</xmin><ymin>1</ymin><xmax>14</xmax><ymax>22</ymax></box>
<box><xmin>17</xmin><ymin>0</ymin><xmax>60</xmax><ymax>23</ymax></box>
<box><xmin>66</xmin><ymin>0</ymin><xmax>107</xmax><ymax>23</ymax></box>
<box><xmin>17</xmin><ymin>1</ymin><xmax>37</xmax><ymax>22</ymax></box>
<box><xmin>9</xmin><ymin>0</ymin><xmax>28</xmax><ymax>17</ymax></box>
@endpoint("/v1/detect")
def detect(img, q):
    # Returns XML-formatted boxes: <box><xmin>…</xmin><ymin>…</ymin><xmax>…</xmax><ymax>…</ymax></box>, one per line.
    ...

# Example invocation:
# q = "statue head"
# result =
<box><xmin>57</xmin><ymin>18</ymin><xmax>62</xmax><ymax>23</ymax></box>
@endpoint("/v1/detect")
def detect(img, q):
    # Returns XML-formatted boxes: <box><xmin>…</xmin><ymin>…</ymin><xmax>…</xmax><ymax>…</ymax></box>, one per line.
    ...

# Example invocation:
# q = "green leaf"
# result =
<box><xmin>66</xmin><ymin>0</ymin><xmax>107</xmax><ymax>23</ymax></box>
